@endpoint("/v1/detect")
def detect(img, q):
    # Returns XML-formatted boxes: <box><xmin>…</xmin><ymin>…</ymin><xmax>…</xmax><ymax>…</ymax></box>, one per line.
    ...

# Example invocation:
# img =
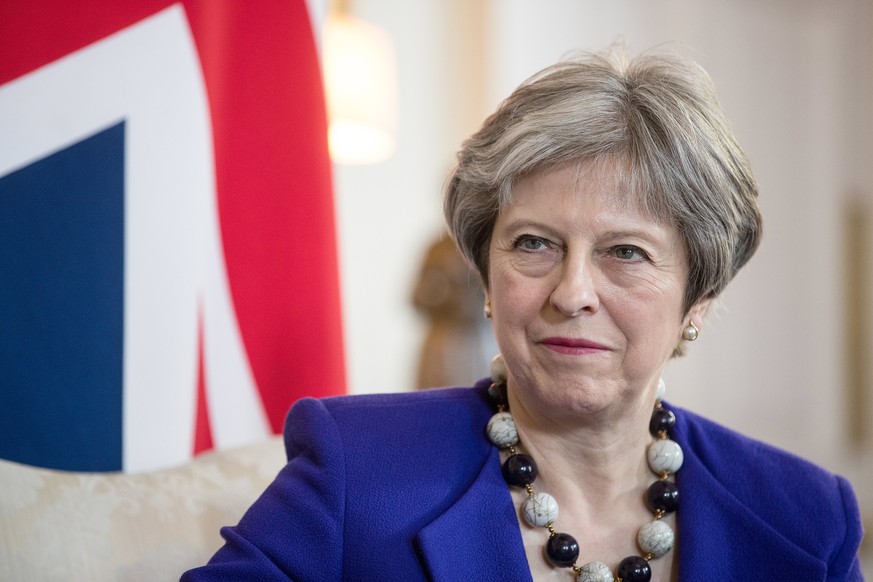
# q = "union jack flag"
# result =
<box><xmin>0</xmin><ymin>0</ymin><xmax>346</xmax><ymax>472</ymax></box>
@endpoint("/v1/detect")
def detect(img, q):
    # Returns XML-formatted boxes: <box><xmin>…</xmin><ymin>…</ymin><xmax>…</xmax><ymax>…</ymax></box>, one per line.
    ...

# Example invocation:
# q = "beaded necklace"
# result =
<box><xmin>485</xmin><ymin>356</ymin><xmax>682</xmax><ymax>582</ymax></box>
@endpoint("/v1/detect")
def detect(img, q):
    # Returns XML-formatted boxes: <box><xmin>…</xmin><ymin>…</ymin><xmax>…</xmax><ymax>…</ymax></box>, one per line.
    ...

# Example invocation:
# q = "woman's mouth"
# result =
<box><xmin>539</xmin><ymin>337</ymin><xmax>610</xmax><ymax>355</ymax></box>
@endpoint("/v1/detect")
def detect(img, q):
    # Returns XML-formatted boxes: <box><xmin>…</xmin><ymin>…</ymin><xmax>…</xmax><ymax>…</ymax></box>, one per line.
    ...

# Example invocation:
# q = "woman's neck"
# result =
<box><xmin>505</xmin><ymin>381</ymin><xmax>656</xmax><ymax>503</ymax></box>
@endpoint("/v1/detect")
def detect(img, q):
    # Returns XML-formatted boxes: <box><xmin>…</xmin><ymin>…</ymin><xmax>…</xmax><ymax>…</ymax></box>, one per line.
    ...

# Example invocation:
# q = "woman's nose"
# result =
<box><xmin>549</xmin><ymin>255</ymin><xmax>600</xmax><ymax>316</ymax></box>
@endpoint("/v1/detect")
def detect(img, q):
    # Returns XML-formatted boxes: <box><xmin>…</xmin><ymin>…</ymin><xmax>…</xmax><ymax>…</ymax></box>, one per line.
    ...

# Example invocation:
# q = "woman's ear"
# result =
<box><xmin>673</xmin><ymin>296</ymin><xmax>714</xmax><ymax>356</ymax></box>
<box><xmin>685</xmin><ymin>296</ymin><xmax>713</xmax><ymax>331</ymax></box>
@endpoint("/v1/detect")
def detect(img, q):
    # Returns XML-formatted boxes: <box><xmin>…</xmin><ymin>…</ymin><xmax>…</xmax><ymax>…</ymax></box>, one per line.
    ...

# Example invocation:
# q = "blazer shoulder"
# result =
<box><xmin>288</xmin><ymin>384</ymin><xmax>493</xmax><ymax>437</ymax></box>
<box><xmin>672</xmin><ymin>404</ymin><xmax>845</xmax><ymax>492</ymax></box>
<box><xmin>671</xmin><ymin>404</ymin><xmax>863</xmax><ymax>571</ymax></box>
<box><xmin>283</xmin><ymin>383</ymin><xmax>496</xmax><ymax>489</ymax></box>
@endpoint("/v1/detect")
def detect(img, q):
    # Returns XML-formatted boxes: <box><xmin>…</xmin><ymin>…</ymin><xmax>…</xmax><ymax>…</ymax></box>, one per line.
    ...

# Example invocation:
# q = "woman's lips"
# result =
<box><xmin>539</xmin><ymin>337</ymin><xmax>610</xmax><ymax>355</ymax></box>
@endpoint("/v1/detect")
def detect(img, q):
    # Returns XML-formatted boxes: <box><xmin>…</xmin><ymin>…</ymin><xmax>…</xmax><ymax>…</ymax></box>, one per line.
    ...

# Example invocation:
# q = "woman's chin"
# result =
<box><xmin>515</xmin><ymin>382</ymin><xmax>625</xmax><ymax>420</ymax></box>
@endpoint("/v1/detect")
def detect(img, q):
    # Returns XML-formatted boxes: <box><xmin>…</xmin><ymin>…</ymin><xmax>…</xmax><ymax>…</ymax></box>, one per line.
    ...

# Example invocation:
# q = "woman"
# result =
<box><xmin>183</xmin><ymin>47</ymin><xmax>864</xmax><ymax>581</ymax></box>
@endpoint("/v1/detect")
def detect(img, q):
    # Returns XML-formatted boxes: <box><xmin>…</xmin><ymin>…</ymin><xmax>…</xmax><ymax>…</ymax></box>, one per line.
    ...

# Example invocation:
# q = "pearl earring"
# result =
<box><xmin>682</xmin><ymin>321</ymin><xmax>699</xmax><ymax>341</ymax></box>
<box><xmin>484</xmin><ymin>301</ymin><xmax>492</xmax><ymax>319</ymax></box>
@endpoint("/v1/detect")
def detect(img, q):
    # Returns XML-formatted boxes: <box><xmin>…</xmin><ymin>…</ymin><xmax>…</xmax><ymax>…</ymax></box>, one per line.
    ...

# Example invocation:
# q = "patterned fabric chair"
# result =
<box><xmin>0</xmin><ymin>436</ymin><xmax>285</xmax><ymax>581</ymax></box>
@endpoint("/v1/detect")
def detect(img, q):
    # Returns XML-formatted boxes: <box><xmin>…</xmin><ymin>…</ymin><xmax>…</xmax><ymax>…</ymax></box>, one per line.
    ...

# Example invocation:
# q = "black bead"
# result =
<box><xmin>488</xmin><ymin>382</ymin><xmax>508</xmax><ymax>410</ymax></box>
<box><xmin>617</xmin><ymin>555</ymin><xmax>651</xmax><ymax>582</ymax></box>
<box><xmin>545</xmin><ymin>532</ymin><xmax>579</xmax><ymax>568</ymax></box>
<box><xmin>501</xmin><ymin>454</ymin><xmax>538</xmax><ymax>486</ymax></box>
<box><xmin>649</xmin><ymin>408</ymin><xmax>676</xmax><ymax>436</ymax></box>
<box><xmin>646</xmin><ymin>480</ymin><xmax>680</xmax><ymax>513</ymax></box>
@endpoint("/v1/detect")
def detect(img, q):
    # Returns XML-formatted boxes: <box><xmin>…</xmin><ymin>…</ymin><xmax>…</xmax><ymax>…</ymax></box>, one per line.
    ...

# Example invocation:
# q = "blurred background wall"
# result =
<box><xmin>330</xmin><ymin>0</ymin><xmax>873</xmax><ymax>559</ymax></box>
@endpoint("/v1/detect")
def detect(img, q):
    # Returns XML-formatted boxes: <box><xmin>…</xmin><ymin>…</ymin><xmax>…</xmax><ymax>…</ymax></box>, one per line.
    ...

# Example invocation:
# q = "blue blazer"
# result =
<box><xmin>182</xmin><ymin>381</ymin><xmax>864</xmax><ymax>581</ymax></box>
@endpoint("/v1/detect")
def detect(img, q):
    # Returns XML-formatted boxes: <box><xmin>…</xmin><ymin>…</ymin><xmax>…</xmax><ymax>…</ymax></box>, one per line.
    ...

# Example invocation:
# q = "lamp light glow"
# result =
<box><xmin>323</xmin><ymin>13</ymin><xmax>397</xmax><ymax>164</ymax></box>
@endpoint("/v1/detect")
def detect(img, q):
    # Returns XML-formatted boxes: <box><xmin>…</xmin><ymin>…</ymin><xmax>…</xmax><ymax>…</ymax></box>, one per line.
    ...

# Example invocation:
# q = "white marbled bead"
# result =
<box><xmin>647</xmin><ymin>438</ymin><xmax>684</xmax><ymax>475</ymax></box>
<box><xmin>576</xmin><ymin>561</ymin><xmax>614</xmax><ymax>582</ymax></box>
<box><xmin>637</xmin><ymin>519</ymin><xmax>675</xmax><ymax>558</ymax></box>
<box><xmin>486</xmin><ymin>412</ymin><xmax>518</xmax><ymax>448</ymax></box>
<box><xmin>655</xmin><ymin>377</ymin><xmax>666</xmax><ymax>402</ymax></box>
<box><xmin>490</xmin><ymin>354</ymin><xmax>508</xmax><ymax>383</ymax></box>
<box><xmin>521</xmin><ymin>491</ymin><xmax>558</xmax><ymax>527</ymax></box>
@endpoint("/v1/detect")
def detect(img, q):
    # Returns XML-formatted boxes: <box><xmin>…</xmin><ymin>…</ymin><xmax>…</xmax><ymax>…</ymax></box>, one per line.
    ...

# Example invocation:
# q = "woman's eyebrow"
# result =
<box><xmin>496</xmin><ymin>219</ymin><xmax>561</xmax><ymax>236</ymax></box>
<box><xmin>599</xmin><ymin>227</ymin><xmax>668</xmax><ymax>243</ymax></box>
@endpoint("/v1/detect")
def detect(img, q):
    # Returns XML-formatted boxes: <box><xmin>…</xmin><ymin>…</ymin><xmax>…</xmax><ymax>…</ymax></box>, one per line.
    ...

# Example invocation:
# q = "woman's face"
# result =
<box><xmin>486</xmin><ymin>161</ymin><xmax>706</xmax><ymax>417</ymax></box>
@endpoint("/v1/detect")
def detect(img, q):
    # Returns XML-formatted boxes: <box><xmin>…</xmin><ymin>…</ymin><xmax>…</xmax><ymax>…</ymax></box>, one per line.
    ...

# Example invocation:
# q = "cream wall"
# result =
<box><xmin>333</xmin><ymin>0</ymin><xmax>485</xmax><ymax>395</ymax></box>
<box><xmin>331</xmin><ymin>0</ymin><xmax>873</xmax><ymax>550</ymax></box>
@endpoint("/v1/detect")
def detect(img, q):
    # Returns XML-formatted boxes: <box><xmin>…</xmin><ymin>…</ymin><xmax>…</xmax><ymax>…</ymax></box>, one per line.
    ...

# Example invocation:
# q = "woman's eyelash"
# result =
<box><xmin>609</xmin><ymin>245</ymin><xmax>650</xmax><ymax>261</ymax></box>
<box><xmin>511</xmin><ymin>234</ymin><xmax>550</xmax><ymax>250</ymax></box>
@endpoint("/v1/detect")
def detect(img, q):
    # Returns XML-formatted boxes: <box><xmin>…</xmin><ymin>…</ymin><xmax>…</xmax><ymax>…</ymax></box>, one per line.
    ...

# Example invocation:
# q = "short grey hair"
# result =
<box><xmin>444</xmin><ymin>46</ymin><xmax>762</xmax><ymax>314</ymax></box>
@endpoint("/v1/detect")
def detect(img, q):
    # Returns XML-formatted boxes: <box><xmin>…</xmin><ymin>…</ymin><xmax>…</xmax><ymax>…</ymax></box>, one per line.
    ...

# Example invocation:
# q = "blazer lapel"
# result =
<box><xmin>674</xmin><ymin>421</ymin><xmax>827</xmax><ymax>580</ymax></box>
<box><xmin>415</xmin><ymin>446</ymin><xmax>533</xmax><ymax>582</ymax></box>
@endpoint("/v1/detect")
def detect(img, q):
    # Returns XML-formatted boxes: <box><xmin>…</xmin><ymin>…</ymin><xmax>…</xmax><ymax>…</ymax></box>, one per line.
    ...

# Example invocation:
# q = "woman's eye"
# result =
<box><xmin>611</xmin><ymin>246</ymin><xmax>648</xmax><ymax>261</ymax></box>
<box><xmin>514</xmin><ymin>235</ymin><xmax>549</xmax><ymax>251</ymax></box>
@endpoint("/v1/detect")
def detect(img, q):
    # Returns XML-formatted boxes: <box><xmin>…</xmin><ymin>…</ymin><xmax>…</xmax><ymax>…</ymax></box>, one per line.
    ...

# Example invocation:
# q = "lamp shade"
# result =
<box><xmin>323</xmin><ymin>13</ymin><xmax>397</xmax><ymax>164</ymax></box>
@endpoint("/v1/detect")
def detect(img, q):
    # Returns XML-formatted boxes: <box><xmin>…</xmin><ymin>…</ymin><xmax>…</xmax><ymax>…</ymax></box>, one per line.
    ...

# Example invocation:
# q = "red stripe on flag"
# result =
<box><xmin>194</xmin><ymin>317</ymin><xmax>213</xmax><ymax>454</ymax></box>
<box><xmin>0</xmin><ymin>1</ymin><xmax>169</xmax><ymax>85</ymax></box>
<box><xmin>187</xmin><ymin>0</ymin><xmax>347</xmax><ymax>431</ymax></box>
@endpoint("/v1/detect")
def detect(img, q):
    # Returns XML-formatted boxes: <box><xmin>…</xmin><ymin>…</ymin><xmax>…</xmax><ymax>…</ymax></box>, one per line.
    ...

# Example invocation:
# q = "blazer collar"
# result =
<box><xmin>416</xmin><ymin>402</ymin><xmax>827</xmax><ymax>581</ymax></box>
<box><xmin>414</xmin><ymin>445</ymin><xmax>533</xmax><ymax>582</ymax></box>
<box><xmin>671</xmin><ymin>407</ymin><xmax>827</xmax><ymax>580</ymax></box>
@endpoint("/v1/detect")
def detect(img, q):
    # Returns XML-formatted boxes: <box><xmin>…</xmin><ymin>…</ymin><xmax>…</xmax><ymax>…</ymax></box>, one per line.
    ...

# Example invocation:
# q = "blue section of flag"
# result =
<box><xmin>0</xmin><ymin>122</ymin><xmax>125</xmax><ymax>471</ymax></box>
